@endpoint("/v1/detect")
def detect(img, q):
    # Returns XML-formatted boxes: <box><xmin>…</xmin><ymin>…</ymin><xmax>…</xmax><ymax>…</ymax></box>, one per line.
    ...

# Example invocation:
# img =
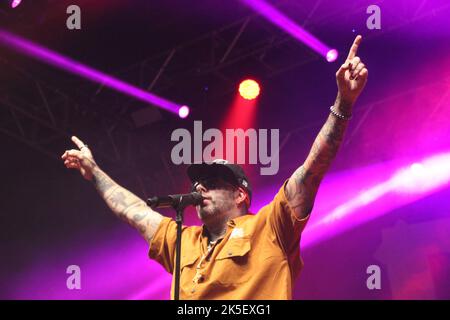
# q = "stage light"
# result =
<box><xmin>0</xmin><ymin>29</ymin><xmax>187</xmax><ymax>118</ymax></box>
<box><xmin>326</xmin><ymin>49</ymin><xmax>338</xmax><ymax>62</ymax></box>
<box><xmin>11</xmin><ymin>0</ymin><xmax>22</xmax><ymax>8</ymax></box>
<box><xmin>178</xmin><ymin>105</ymin><xmax>190</xmax><ymax>118</ymax></box>
<box><xmin>239</xmin><ymin>79</ymin><xmax>260</xmax><ymax>100</ymax></box>
<box><xmin>392</xmin><ymin>155</ymin><xmax>450</xmax><ymax>194</ymax></box>
<box><xmin>410</xmin><ymin>163</ymin><xmax>425</xmax><ymax>175</ymax></box>
<box><xmin>286</xmin><ymin>152</ymin><xmax>450</xmax><ymax>248</ymax></box>
<box><xmin>240</xmin><ymin>0</ymin><xmax>338</xmax><ymax>62</ymax></box>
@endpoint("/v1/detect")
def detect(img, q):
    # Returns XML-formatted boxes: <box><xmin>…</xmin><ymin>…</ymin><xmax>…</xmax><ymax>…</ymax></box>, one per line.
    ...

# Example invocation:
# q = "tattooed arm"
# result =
<box><xmin>91</xmin><ymin>167</ymin><xmax>163</xmax><ymax>243</ymax></box>
<box><xmin>285</xmin><ymin>35</ymin><xmax>368</xmax><ymax>219</ymax></box>
<box><xmin>62</xmin><ymin>136</ymin><xmax>163</xmax><ymax>243</ymax></box>
<box><xmin>285</xmin><ymin>99</ymin><xmax>350</xmax><ymax>219</ymax></box>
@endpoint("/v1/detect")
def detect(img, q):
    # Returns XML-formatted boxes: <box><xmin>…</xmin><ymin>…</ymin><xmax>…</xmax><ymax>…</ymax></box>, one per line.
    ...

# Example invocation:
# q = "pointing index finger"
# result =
<box><xmin>71</xmin><ymin>136</ymin><xmax>86</xmax><ymax>150</ymax></box>
<box><xmin>347</xmin><ymin>35</ymin><xmax>362</xmax><ymax>61</ymax></box>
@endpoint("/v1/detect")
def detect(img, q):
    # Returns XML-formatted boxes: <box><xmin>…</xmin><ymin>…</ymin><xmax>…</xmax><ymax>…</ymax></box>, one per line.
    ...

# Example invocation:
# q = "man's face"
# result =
<box><xmin>193</xmin><ymin>177</ymin><xmax>239</xmax><ymax>221</ymax></box>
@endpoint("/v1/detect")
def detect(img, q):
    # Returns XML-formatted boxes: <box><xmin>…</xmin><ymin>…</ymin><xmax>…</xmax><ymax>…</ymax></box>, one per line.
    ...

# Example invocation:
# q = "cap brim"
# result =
<box><xmin>187</xmin><ymin>163</ymin><xmax>239</xmax><ymax>185</ymax></box>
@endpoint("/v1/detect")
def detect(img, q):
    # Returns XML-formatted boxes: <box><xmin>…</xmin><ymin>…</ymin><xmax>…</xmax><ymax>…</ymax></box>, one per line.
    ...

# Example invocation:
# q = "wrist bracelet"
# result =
<box><xmin>330</xmin><ymin>105</ymin><xmax>352</xmax><ymax>120</ymax></box>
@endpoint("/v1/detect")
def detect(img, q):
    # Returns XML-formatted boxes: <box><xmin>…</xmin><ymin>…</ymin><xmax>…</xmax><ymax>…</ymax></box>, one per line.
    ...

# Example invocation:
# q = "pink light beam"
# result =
<box><xmin>0</xmin><ymin>29</ymin><xmax>188</xmax><ymax>118</ymax></box>
<box><xmin>303</xmin><ymin>152</ymin><xmax>450</xmax><ymax>247</ymax></box>
<box><xmin>11</xmin><ymin>0</ymin><xmax>22</xmax><ymax>8</ymax></box>
<box><xmin>241</xmin><ymin>0</ymin><xmax>338</xmax><ymax>62</ymax></box>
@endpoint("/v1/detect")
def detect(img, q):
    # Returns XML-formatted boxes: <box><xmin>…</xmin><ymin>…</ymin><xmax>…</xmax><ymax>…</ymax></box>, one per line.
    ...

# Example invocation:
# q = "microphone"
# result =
<box><xmin>146</xmin><ymin>191</ymin><xmax>204</xmax><ymax>209</ymax></box>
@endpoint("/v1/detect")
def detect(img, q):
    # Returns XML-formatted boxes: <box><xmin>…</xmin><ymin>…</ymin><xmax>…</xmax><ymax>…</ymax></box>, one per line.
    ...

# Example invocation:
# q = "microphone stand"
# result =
<box><xmin>173</xmin><ymin>202</ymin><xmax>184</xmax><ymax>301</ymax></box>
<box><xmin>147</xmin><ymin>192</ymin><xmax>202</xmax><ymax>300</ymax></box>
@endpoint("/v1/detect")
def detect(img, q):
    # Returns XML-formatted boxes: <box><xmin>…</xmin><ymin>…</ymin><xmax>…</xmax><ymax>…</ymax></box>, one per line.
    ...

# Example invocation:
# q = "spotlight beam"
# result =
<box><xmin>240</xmin><ymin>0</ymin><xmax>337</xmax><ymax>61</ymax></box>
<box><xmin>11</xmin><ymin>0</ymin><xmax>22</xmax><ymax>9</ymax></box>
<box><xmin>0</xmin><ymin>29</ymin><xmax>186</xmax><ymax>117</ymax></box>
<box><xmin>303</xmin><ymin>152</ymin><xmax>450</xmax><ymax>247</ymax></box>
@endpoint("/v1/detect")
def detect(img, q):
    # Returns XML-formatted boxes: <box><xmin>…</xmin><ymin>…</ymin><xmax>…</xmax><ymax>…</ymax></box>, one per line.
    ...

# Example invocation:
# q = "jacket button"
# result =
<box><xmin>228</xmin><ymin>251</ymin><xmax>233</xmax><ymax>256</ymax></box>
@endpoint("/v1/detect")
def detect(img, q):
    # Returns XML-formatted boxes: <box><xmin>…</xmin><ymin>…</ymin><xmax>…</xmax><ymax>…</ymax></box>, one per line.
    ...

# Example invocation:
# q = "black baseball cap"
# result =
<box><xmin>187</xmin><ymin>159</ymin><xmax>252</xmax><ymax>205</ymax></box>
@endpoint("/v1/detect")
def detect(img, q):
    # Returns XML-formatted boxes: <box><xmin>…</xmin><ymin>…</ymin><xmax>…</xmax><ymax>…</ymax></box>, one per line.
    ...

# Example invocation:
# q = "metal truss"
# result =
<box><xmin>1</xmin><ymin>0</ymin><xmax>449</xmax><ymax>195</ymax></box>
<box><xmin>68</xmin><ymin>0</ymin><xmax>450</xmax><ymax>109</ymax></box>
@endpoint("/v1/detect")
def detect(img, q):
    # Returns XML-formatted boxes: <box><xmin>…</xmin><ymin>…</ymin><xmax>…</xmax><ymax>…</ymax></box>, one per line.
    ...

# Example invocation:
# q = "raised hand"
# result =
<box><xmin>335</xmin><ymin>35</ymin><xmax>368</xmax><ymax>109</ymax></box>
<box><xmin>61</xmin><ymin>136</ymin><xmax>97</xmax><ymax>181</ymax></box>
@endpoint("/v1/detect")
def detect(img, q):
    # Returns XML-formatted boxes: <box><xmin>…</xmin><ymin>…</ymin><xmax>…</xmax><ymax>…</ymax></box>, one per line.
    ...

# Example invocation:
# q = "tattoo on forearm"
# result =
<box><xmin>91</xmin><ymin>168</ymin><xmax>163</xmax><ymax>243</ymax></box>
<box><xmin>108</xmin><ymin>190</ymin><xmax>128</xmax><ymax>209</ymax></box>
<box><xmin>286</xmin><ymin>114</ymin><xmax>348</xmax><ymax>218</ymax></box>
<box><xmin>144</xmin><ymin>215</ymin><xmax>164</xmax><ymax>242</ymax></box>
<box><xmin>305</xmin><ymin>115</ymin><xmax>347</xmax><ymax>176</ymax></box>
<box><xmin>92</xmin><ymin>171</ymin><xmax>115</xmax><ymax>194</ymax></box>
<box><xmin>132</xmin><ymin>211</ymin><xmax>148</xmax><ymax>222</ymax></box>
<box><xmin>320</xmin><ymin>115</ymin><xmax>347</xmax><ymax>155</ymax></box>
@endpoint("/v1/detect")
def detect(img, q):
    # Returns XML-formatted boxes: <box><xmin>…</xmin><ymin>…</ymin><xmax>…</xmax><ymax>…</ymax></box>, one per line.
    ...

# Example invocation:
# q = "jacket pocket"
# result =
<box><xmin>213</xmin><ymin>237</ymin><xmax>252</xmax><ymax>285</ymax></box>
<box><xmin>180</xmin><ymin>252</ymin><xmax>198</xmax><ymax>270</ymax></box>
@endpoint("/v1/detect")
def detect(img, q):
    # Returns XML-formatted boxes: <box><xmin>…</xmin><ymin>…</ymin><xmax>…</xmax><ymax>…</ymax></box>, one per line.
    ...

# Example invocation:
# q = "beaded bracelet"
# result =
<box><xmin>330</xmin><ymin>105</ymin><xmax>352</xmax><ymax>120</ymax></box>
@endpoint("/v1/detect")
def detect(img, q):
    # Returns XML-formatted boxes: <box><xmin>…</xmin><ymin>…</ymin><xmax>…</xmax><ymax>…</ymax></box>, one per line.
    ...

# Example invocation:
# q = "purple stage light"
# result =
<box><xmin>252</xmin><ymin>152</ymin><xmax>450</xmax><ymax>250</ymax></box>
<box><xmin>326</xmin><ymin>49</ymin><xmax>338</xmax><ymax>62</ymax></box>
<box><xmin>300</xmin><ymin>152</ymin><xmax>450</xmax><ymax>247</ymax></box>
<box><xmin>128</xmin><ymin>278</ymin><xmax>171</xmax><ymax>300</ymax></box>
<box><xmin>240</xmin><ymin>0</ymin><xmax>337</xmax><ymax>61</ymax></box>
<box><xmin>8</xmin><ymin>228</ymin><xmax>172</xmax><ymax>299</ymax></box>
<box><xmin>392</xmin><ymin>154</ymin><xmax>450</xmax><ymax>194</ymax></box>
<box><xmin>178</xmin><ymin>105</ymin><xmax>190</xmax><ymax>118</ymax></box>
<box><xmin>11</xmin><ymin>0</ymin><xmax>22</xmax><ymax>8</ymax></box>
<box><xmin>0</xmin><ymin>29</ymin><xmax>187</xmax><ymax>118</ymax></box>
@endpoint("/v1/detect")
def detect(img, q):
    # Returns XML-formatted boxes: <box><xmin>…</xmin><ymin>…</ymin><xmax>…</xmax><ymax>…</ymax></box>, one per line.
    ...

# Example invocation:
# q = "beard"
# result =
<box><xmin>197</xmin><ymin>195</ymin><xmax>235</xmax><ymax>221</ymax></box>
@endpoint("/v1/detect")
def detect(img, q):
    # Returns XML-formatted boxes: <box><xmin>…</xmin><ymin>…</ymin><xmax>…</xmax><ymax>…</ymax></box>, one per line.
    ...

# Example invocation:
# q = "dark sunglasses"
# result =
<box><xmin>191</xmin><ymin>178</ymin><xmax>236</xmax><ymax>192</ymax></box>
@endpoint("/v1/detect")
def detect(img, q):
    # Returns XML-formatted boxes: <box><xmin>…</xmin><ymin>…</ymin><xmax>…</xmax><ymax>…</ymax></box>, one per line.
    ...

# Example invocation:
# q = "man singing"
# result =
<box><xmin>61</xmin><ymin>35</ymin><xmax>368</xmax><ymax>299</ymax></box>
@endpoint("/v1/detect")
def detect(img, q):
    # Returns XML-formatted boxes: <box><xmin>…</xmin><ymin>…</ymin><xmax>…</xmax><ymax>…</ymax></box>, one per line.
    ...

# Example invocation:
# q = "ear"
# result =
<box><xmin>235</xmin><ymin>186</ymin><xmax>247</xmax><ymax>206</ymax></box>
